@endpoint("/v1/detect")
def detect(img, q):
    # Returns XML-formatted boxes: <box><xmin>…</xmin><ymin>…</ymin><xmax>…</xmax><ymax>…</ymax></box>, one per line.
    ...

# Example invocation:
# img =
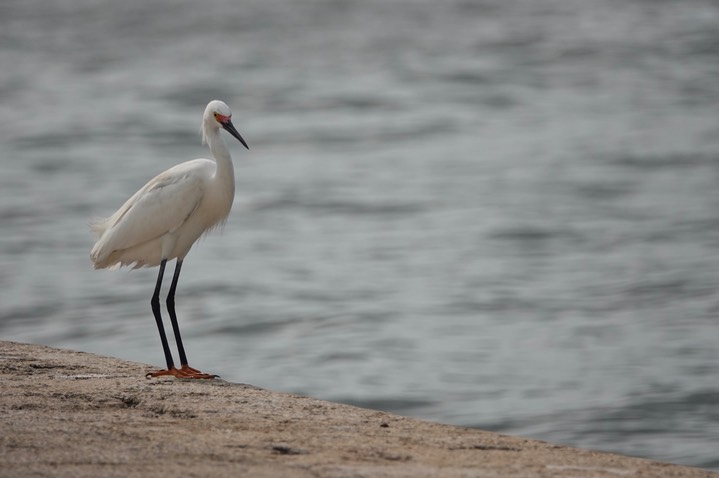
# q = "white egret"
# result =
<box><xmin>90</xmin><ymin>100</ymin><xmax>249</xmax><ymax>379</ymax></box>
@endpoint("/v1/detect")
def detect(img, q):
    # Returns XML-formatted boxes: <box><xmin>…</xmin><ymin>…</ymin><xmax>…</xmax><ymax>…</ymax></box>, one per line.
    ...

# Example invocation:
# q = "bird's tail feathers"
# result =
<box><xmin>89</xmin><ymin>217</ymin><xmax>110</xmax><ymax>238</ymax></box>
<box><xmin>89</xmin><ymin>217</ymin><xmax>113</xmax><ymax>268</ymax></box>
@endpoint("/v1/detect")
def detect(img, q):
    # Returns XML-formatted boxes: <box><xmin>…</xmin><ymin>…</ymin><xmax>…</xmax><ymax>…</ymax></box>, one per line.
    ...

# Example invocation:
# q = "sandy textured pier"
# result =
<box><xmin>0</xmin><ymin>340</ymin><xmax>715</xmax><ymax>478</ymax></box>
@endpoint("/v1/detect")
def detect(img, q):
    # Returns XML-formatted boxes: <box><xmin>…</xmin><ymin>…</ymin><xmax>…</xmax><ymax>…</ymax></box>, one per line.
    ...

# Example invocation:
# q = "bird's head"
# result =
<box><xmin>202</xmin><ymin>100</ymin><xmax>249</xmax><ymax>150</ymax></box>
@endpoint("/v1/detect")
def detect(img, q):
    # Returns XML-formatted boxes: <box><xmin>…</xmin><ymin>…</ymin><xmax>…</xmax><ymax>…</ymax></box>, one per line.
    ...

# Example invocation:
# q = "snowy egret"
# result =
<box><xmin>90</xmin><ymin>100</ymin><xmax>249</xmax><ymax>379</ymax></box>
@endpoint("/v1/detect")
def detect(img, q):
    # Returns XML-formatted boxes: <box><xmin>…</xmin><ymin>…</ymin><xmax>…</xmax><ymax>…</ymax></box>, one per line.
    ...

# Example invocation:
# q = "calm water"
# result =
<box><xmin>2</xmin><ymin>0</ymin><xmax>719</xmax><ymax>470</ymax></box>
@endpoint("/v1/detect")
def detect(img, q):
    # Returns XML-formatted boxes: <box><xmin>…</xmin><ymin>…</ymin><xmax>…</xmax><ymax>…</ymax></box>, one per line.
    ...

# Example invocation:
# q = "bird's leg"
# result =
<box><xmin>165</xmin><ymin>259</ymin><xmax>217</xmax><ymax>379</ymax></box>
<box><xmin>167</xmin><ymin>260</ymin><xmax>189</xmax><ymax>366</ymax></box>
<box><xmin>147</xmin><ymin>259</ymin><xmax>178</xmax><ymax>378</ymax></box>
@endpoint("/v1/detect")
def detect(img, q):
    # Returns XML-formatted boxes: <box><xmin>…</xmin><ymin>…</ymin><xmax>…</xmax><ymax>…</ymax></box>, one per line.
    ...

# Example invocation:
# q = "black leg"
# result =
<box><xmin>166</xmin><ymin>259</ymin><xmax>190</xmax><ymax>366</ymax></box>
<box><xmin>151</xmin><ymin>259</ymin><xmax>175</xmax><ymax>370</ymax></box>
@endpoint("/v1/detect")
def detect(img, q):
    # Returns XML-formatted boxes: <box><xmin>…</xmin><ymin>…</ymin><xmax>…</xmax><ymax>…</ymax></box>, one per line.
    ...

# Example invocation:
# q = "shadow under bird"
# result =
<box><xmin>90</xmin><ymin>100</ymin><xmax>249</xmax><ymax>379</ymax></box>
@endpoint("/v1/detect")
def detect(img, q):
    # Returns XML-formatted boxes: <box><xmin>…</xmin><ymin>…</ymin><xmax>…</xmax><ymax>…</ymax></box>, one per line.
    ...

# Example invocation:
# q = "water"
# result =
<box><xmin>2</xmin><ymin>0</ymin><xmax>719</xmax><ymax>470</ymax></box>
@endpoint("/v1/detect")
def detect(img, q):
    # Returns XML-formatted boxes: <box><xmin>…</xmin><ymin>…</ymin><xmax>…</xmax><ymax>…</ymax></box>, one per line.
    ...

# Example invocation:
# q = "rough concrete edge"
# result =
<box><xmin>1</xmin><ymin>340</ymin><xmax>717</xmax><ymax>478</ymax></box>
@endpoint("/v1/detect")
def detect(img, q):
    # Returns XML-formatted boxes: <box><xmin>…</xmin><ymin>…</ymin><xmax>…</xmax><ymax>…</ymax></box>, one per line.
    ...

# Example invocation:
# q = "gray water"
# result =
<box><xmin>2</xmin><ymin>0</ymin><xmax>719</xmax><ymax>470</ymax></box>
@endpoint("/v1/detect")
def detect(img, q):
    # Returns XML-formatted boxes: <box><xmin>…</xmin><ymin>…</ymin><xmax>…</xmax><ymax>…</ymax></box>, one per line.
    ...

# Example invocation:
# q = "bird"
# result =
<box><xmin>90</xmin><ymin>100</ymin><xmax>249</xmax><ymax>379</ymax></box>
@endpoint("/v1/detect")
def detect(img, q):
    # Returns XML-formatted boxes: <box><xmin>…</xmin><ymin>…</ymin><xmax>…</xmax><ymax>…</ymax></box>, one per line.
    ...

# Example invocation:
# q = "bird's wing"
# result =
<box><xmin>98</xmin><ymin>159</ymin><xmax>213</xmax><ymax>253</ymax></box>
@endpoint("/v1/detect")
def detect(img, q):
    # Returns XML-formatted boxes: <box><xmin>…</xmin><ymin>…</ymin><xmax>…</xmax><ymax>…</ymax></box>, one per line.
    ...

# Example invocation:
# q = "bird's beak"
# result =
<box><xmin>222</xmin><ymin>120</ymin><xmax>249</xmax><ymax>150</ymax></box>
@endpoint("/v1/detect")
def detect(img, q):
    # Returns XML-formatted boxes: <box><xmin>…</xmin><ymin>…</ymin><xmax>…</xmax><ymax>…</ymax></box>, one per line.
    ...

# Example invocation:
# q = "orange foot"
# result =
<box><xmin>146</xmin><ymin>365</ymin><xmax>218</xmax><ymax>379</ymax></box>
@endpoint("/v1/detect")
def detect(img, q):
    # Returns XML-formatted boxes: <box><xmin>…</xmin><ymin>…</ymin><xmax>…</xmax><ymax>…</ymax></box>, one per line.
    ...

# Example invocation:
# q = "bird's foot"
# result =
<box><xmin>179</xmin><ymin>364</ymin><xmax>219</xmax><ymax>379</ymax></box>
<box><xmin>146</xmin><ymin>365</ymin><xmax>218</xmax><ymax>379</ymax></box>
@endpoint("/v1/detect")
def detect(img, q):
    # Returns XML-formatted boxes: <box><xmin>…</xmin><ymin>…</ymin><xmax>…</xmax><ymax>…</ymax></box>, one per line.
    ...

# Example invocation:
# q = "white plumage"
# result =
<box><xmin>91</xmin><ymin>100</ymin><xmax>246</xmax><ymax>269</ymax></box>
<box><xmin>90</xmin><ymin>100</ymin><xmax>249</xmax><ymax>379</ymax></box>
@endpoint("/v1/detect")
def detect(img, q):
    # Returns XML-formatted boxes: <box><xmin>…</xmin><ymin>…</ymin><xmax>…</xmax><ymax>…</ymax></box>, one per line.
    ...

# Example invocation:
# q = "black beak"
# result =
<box><xmin>222</xmin><ymin>120</ymin><xmax>249</xmax><ymax>150</ymax></box>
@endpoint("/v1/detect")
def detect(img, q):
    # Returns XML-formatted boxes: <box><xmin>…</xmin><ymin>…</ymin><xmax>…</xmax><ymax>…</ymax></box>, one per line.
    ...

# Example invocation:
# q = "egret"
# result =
<box><xmin>90</xmin><ymin>100</ymin><xmax>249</xmax><ymax>379</ymax></box>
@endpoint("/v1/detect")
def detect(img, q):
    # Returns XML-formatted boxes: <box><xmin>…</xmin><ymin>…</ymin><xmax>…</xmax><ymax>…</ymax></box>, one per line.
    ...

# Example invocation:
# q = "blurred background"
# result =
<box><xmin>1</xmin><ymin>0</ymin><xmax>718</xmax><ymax>470</ymax></box>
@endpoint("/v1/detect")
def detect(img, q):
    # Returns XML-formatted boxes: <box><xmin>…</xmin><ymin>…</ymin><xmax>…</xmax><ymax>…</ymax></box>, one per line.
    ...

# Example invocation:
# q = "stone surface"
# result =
<box><xmin>0</xmin><ymin>340</ymin><xmax>715</xmax><ymax>478</ymax></box>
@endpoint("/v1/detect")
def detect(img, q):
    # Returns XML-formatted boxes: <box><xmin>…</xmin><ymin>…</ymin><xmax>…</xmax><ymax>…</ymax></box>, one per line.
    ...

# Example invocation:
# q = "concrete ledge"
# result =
<box><xmin>0</xmin><ymin>340</ymin><xmax>715</xmax><ymax>478</ymax></box>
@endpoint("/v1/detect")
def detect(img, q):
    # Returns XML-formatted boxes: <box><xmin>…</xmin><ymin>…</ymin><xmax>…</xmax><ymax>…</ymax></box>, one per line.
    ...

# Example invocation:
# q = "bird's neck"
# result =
<box><xmin>206</xmin><ymin>128</ymin><xmax>235</xmax><ymax>192</ymax></box>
